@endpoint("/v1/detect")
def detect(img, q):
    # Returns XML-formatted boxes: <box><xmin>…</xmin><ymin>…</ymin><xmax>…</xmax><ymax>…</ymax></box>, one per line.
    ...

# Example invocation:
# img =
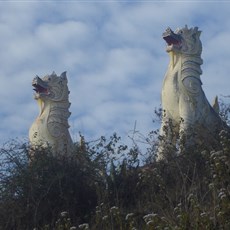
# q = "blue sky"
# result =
<box><xmin>1</xmin><ymin>1</ymin><xmax>230</xmax><ymax>149</ymax></box>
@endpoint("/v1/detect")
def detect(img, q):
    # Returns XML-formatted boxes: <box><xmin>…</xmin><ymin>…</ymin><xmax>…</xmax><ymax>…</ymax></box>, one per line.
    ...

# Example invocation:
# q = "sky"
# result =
<box><xmin>1</xmin><ymin>1</ymin><xmax>230</xmax><ymax>150</ymax></box>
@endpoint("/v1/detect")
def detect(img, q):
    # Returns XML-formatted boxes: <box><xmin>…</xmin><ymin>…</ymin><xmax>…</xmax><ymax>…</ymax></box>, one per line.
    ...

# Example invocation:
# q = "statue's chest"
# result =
<box><xmin>29</xmin><ymin>114</ymin><xmax>49</xmax><ymax>141</ymax></box>
<box><xmin>161</xmin><ymin>69</ymin><xmax>180</xmax><ymax>118</ymax></box>
<box><xmin>162</xmin><ymin>70</ymin><xmax>180</xmax><ymax>99</ymax></box>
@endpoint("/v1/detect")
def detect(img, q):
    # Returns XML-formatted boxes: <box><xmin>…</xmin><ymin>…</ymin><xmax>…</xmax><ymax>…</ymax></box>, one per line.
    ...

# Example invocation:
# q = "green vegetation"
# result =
<box><xmin>0</xmin><ymin>104</ymin><xmax>230</xmax><ymax>229</ymax></box>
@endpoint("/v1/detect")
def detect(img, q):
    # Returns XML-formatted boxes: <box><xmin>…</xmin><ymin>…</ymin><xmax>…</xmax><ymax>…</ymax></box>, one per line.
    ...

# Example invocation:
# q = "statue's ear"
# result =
<box><xmin>51</xmin><ymin>71</ymin><xmax>57</xmax><ymax>76</ymax></box>
<box><xmin>194</xmin><ymin>27</ymin><xmax>202</xmax><ymax>37</ymax></box>
<box><xmin>60</xmin><ymin>71</ymin><xmax>67</xmax><ymax>81</ymax></box>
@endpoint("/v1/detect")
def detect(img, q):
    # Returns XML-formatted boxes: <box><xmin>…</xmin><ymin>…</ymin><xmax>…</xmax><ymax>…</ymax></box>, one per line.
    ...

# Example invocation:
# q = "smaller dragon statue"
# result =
<box><xmin>29</xmin><ymin>71</ymin><xmax>73</xmax><ymax>156</ymax></box>
<box><xmin>158</xmin><ymin>25</ymin><xmax>230</xmax><ymax>159</ymax></box>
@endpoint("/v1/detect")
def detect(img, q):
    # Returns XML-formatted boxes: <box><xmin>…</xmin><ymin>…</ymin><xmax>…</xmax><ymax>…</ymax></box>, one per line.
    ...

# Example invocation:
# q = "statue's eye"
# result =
<box><xmin>48</xmin><ymin>77</ymin><xmax>51</xmax><ymax>81</ymax></box>
<box><xmin>179</xmin><ymin>30</ymin><xmax>183</xmax><ymax>34</ymax></box>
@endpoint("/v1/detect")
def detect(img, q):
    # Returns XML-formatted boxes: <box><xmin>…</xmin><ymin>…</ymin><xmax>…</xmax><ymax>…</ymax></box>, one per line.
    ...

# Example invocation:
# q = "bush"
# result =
<box><xmin>0</xmin><ymin>142</ymin><xmax>98</xmax><ymax>229</ymax></box>
<box><xmin>0</xmin><ymin>126</ymin><xmax>230</xmax><ymax>229</ymax></box>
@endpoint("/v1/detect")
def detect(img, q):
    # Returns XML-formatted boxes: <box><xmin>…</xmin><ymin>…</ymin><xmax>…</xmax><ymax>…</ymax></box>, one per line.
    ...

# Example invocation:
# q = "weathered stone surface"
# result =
<box><xmin>29</xmin><ymin>71</ymin><xmax>73</xmax><ymax>156</ymax></box>
<box><xmin>158</xmin><ymin>26</ymin><xmax>229</xmax><ymax>159</ymax></box>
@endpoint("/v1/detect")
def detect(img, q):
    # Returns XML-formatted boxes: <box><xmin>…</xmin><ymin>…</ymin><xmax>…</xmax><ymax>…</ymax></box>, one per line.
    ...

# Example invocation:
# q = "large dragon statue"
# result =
<box><xmin>29</xmin><ymin>71</ymin><xmax>73</xmax><ymax>156</ymax></box>
<box><xmin>158</xmin><ymin>25</ymin><xmax>230</xmax><ymax>158</ymax></box>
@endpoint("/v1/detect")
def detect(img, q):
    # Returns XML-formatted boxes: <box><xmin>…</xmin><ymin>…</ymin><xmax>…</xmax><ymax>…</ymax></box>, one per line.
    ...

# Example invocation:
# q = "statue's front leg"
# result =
<box><xmin>179</xmin><ymin>77</ymin><xmax>203</xmax><ymax>151</ymax></box>
<box><xmin>179</xmin><ymin>95</ymin><xmax>197</xmax><ymax>151</ymax></box>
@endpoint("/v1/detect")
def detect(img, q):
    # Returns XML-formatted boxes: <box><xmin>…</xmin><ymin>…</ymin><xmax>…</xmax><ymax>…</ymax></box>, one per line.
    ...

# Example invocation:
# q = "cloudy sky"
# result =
<box><xmin>1</xmin><ymin>1</ymin><xmax>230</xmax><ymax>149</ymax></box>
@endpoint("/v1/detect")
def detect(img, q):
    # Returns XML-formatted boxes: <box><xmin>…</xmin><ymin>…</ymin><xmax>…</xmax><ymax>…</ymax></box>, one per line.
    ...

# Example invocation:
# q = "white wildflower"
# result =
<box><xmin>78</xmin><ymin>223</ymin><xmax>89</xmax><ymax>229</ymax></box>
<box><xmin>70</xmin><ymin>227</ymin><xmax>77</xmax><ymax>230</ymax></box>
<box><xmin>146</xmin><ymin>220</ymin><xmax>154</xmax><ymax>226</ymax></box>
<box><xmin>125</xmin><ymin>213</ymin><xmax>134</xmax><ymax>220</ymax></box>
<box><xmin>110</xmin><ymin>206</ymin><xmax>119</xmax><ymax>212</ymax></box>
<box><xmin>102</xmin><ymin>215</ymin><xmax>108</xmax><ymax>221</ymax></box>
<box><xmin>200</xmin><ymin>212</ymin><xmax>206</xmax><ymax>217</ymax></box>
<box><xmin>60</xmin><ymin>211</ymin><xmax>68</xmax><ymax>217</ymax></box>
<box><xmin>143</xmin><ymin>213</ymin><xmax>158</xmax><ymax>223</ymax></box>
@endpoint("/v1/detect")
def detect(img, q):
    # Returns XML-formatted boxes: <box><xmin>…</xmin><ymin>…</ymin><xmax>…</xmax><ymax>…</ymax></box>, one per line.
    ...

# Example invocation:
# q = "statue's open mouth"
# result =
<box><xmin>32</xmin><ymin>76</ymin><xmax>49</xmax><ymax>96</ymax></box>
<box><xmin>163</xmin><ymin>27</ymin><xmax>182</xmax><ymax>51</ymax></box>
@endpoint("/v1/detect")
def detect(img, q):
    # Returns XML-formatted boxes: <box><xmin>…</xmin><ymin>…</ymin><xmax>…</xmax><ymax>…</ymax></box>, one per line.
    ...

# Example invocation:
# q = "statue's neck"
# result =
<box><xmin>168</xmin><ymin>52</ymin><xmax>181</xmax><ymax>69</ymax></box>
<box><xmin>37</xmin><ymin>98</ymin><xmax>70</xmax><ymax>118</ymax></box>
<box><xmin>168</xmin><ymin>52</ymin><xmax>203</xmax><ymax>77</ymax></box>
<box><xmin>37</xmin><ymin>98</ymin><xmax>47</xmax><ymax>116</ymax></box>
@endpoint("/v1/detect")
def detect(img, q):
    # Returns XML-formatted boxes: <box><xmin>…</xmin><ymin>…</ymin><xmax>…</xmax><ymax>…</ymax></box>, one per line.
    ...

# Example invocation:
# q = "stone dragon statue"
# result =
<box><xmin>158</xmin><ymin>25</ymin><xmax>230</xmax><ymax>158</ymax></box>
<box><xmin>29</xmin><ymin>71</ymin><xmax>73</xmax><ymax>156</ymax></box>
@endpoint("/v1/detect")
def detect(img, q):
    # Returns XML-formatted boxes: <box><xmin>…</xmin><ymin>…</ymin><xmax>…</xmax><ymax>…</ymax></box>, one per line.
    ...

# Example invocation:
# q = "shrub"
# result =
<box><xmin>1</xmin><ymin>118</ymin><xmax>230</xmax><ymax>229</ymax></box>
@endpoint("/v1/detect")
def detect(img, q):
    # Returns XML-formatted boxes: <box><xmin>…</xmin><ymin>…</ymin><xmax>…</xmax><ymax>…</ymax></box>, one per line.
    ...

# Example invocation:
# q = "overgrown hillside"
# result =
<box><xmin>1</xmin><ymin>104</ymin><xmax>230</xmax><ymax>230</ymax></box>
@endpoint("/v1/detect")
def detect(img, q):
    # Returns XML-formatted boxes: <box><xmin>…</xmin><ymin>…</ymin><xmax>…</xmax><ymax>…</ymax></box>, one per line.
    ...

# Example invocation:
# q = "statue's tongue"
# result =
<box><xmin>34</xmin><ymin>85</ymin><xmax>47</xmax><ymax>93</ymax></box>
<box><xmin>164</xmin><ymin>36</ymin><xmax>179</xmax><ymax>45</ymax></box>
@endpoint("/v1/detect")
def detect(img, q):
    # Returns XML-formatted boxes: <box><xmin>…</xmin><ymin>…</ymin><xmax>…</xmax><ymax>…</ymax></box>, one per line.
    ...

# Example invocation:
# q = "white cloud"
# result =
<box><xmin>0</xmin><ymin>2</ymin><xmax>230</xmax><ymax>149</ymax></box>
